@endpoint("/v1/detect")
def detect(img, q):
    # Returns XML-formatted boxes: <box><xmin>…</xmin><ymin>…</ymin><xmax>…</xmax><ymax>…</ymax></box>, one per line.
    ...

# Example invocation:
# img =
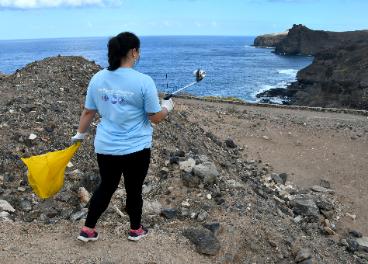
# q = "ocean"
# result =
<box><xmin>0</xmin><ymin>36</ymin><xmax>313</xmax><ymax>102</ymax></box>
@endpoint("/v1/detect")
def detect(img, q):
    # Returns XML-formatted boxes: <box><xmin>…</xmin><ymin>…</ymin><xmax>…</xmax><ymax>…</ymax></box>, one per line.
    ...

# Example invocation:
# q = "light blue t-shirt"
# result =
<box><xmin>85</xmin><ymin>68</ymin><xmax>162</xmax><ymax>155</ymax></box>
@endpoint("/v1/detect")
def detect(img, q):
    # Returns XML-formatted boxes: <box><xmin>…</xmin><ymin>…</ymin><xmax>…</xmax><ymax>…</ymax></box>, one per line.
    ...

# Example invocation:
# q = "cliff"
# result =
<box><xmin>288</xmin><ymin>40</ymin><xmax>368</xmax><ymax>109</ymax></box>
<box><xmin>274</xmin><ymin>24</ymin><xmax>368</xmax><ymax>56</ymax></box>
<box><xmin>253</xmin><ymin>30</ymin><xmax>289</xmax><ymax>48</ymax></box>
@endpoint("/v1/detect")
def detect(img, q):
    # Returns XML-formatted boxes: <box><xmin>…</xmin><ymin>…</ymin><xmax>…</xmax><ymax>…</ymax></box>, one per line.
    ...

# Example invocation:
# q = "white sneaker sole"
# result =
<box><xmin>77</xmin><ymin>235</ymin><xmax>99</xmax><ymax>242</ymax></box>
<box><xmin>128</xmin><ymin>233</ymin><xmax>148</xmax><ymax>241</ymax></box>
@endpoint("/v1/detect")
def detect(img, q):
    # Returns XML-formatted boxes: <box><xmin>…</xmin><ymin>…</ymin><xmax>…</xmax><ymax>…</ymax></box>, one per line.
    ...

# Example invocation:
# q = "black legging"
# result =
<box><xmin>85</xmin><ymin>148</ymin><xmax>150</xmax><ymax>230</ymax></box>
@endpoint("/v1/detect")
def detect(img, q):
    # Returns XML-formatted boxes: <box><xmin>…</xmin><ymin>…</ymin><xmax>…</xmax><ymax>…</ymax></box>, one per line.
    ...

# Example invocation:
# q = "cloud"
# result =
<box><xmin>196</xmin><ymin>22</ymin><xmax>203</xmax><ymax>27</ymax></box>
<box><xmin>212</xmin><ymin>21</ymin><xmax>217</xmax><ymax>27</ymax></box>
<box><xmin>0</xmin><ymin>0</ymin><xmax>122</xmax><ymax>9</ymax></box>
<box><xmin>88</xmin><ymin>22</ymin><xmax>93</xmax><ymax>28</ymax></box>
<box><xmin>123</xmin><ymin>3</ymin><xmax>134</xmax><ymax>8</ymax></box>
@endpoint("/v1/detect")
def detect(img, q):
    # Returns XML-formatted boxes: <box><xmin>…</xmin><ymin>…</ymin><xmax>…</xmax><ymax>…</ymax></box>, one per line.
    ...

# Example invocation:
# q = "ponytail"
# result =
<box><xmin>107</xmin><ymin>32</ymin><xmax>140</xmax><ymax>71</ymax></box>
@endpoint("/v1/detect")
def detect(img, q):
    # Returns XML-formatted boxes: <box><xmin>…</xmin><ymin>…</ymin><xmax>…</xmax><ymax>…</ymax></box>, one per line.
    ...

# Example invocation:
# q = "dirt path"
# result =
<box><xmin>174</xmin><ymin>97</ymin><xmax>368</xmax><ymax>234</ymax></box>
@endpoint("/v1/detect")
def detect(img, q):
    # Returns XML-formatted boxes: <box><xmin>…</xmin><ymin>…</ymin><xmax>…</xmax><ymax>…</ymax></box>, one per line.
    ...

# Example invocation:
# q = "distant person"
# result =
<box><xmin>71</xmin><ymin>32</ymin><xmax>174</xmax><ymax>242</ymax></box>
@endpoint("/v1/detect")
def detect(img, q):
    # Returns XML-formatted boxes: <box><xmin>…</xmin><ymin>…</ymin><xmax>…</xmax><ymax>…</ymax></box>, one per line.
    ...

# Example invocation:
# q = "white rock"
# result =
<box><xmin>293</xmin><ymin>215</ymin><xmax>302</xmax><ymax>223</ymax></box>
<box><xmin>207</xmin><ymin>194</ymin><xmax>212</xmax><ymax>200</ymax></box>
<box><xmin>142</xmin><ymin>185</ymin><xmax>153</xmax><ymax>194</ymax></box>
<box><xmin>190</xmin><ymin>212</ymin><xmax>197</xmax><ymax>219</ymax></box>
<box><xmin>0</xmin><ymin>200</ymin><xmax>15</xmax><ymax>212</ymax></box>
<box><xmin>197</xmin><ymin>210</ymin><xmax>209</xmax><ymax>222</ymax></box>
<box><xmin>17</xmin><ymin>187</ymin><xmax>26</xmax><ymax>192</ymax></box>
<box><xmin>114</xmin><ymin>189</ymin><xmax>126</xmax><ymax>198</ymax></box>
<box><xmin>346</xmin><ymin>213</ymin><xmax>356</xmax><ymax>221</ymax></box>
<box><xmin>272</xmin><ymin>195</ymin><xmax>285</xmax><ymax>205</ymax></box>
<box><xmin>0</xmin><ymin>211</ymin><xmax>9</xmax><ymax>217</ymax></box>
<box><xmin>179</xmin><ymin>158</ymin><xmax>196</xmax><ymax>173</ymax></box>
<box><xmin>181</xmin><ymin>208</ymin><xmax>189</xmax><ymax>216</ymax></box>
<box><xmin>310</xmin><ymin>185</ymin><xmax>335</xmax><ymax>194</ymax></box>
<box><xmin>181</xmin><ymin>201</ymin><xmax>190</xmax><ymax>208</ymax></box>
<box><xmin>356</xmin><ymin>237</ymin><xmax>368</xmax><ymax>248</ymax></box>
<box><xmin>226</xmin><ymin>180</ymin><xmax>244</xmax><ymax>189</ymax></box>
<box><xmin>143</xmin><ymin>200</ymin><xmax>163</xmax><ymax>215</ymax></box>
<box><xmin>29</xmin><ymin>133</ymin><xmax>37</xmax><ymax>140</ymax></box>
<box><xmin>0</xmin><ymin>211</ymin><xmax>12</xmax><ymax>222</ymax></box>
<box><xmin>67</xmin><ymin>162</ymin><xmax>74</xmax><ymax>168</ymax></box>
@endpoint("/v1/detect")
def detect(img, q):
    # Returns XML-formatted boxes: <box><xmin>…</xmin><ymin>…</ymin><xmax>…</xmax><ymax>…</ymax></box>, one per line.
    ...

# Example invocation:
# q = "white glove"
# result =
<box><xmin>71</xmin><ymin>132</ymin><xmax>85</xmax><ymax>145</ymax></box>
<box><xmin>161</xmin><ymin>98</ymin><xmax>174</xmax><ymax>113</ymax></box>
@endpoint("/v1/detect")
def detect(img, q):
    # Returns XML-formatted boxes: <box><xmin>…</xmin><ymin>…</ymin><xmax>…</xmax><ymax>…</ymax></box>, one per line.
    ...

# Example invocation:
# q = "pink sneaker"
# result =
<box><xmin>77</xmin><ymin>227</ymin><xmax>99</xmax><ymax>242</ymax></box>
<box><xmin>128</xmin><ymin>225</ymin><xmax>148</xmax><ymax>241</ymax></box>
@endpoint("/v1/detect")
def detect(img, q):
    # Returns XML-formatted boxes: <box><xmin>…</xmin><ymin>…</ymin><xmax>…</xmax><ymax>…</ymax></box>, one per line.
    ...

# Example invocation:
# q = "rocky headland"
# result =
<box><xmin>288</xmin><ymin>41</ymin><xmax>368</xmax><ymax>109</ymax></box>
<box><xmin>273</xmin><ymin>24</ymin><xmax>368</xmax><ymax>56</ymax></box>
<box><xmin>254</xmin><ymin>25</ymin><xmax>368</xmax><ymax>110</ymax></box>
<box><xmin>0</xmin><ymin>56</ymin><xmax>368</xmax><ymax>263</ymax></box>
<box><xmin>257</xmin><ymin>40</ymin><xmax>368</xmax><ymax>110</ymax></box>
<box><xmin>252</xmin><ymin>30</ymin><xmax>289</xmax><ymax>48</ymax></box>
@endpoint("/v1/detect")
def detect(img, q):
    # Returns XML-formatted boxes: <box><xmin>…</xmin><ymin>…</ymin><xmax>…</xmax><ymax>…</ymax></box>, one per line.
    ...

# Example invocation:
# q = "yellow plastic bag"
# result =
<box><xmin>21</xmin><ymin>142</ymin><xmax>81</xmax><ymax>199</ymax></box>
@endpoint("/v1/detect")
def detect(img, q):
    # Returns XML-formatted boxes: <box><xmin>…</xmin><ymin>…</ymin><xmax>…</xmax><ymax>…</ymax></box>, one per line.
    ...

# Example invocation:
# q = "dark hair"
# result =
<box><xmin>107</xmin><ymin>32</ymin><xmax>140</xmax><ymax>71</ymax></box>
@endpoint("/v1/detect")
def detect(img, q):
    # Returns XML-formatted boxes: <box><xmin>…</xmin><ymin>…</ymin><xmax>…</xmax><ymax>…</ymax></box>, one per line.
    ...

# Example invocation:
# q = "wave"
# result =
<box><xmin>278</xmin><ymin>69</ymin><xmax>298</xmax><ymax>75</ymax></box>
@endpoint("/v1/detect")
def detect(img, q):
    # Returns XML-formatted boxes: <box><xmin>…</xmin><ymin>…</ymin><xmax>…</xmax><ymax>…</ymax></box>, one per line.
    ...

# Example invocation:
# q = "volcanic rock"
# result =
<box><xmin>287</xmin><ymin>40</ymin><xmax>368</xmax><ymax>110</ymax></box>
<box><xmin>203</xmin><ymin>222</ymin><xmax>220</xmax><ymax>234</ymax></box>
<box><xmin>274</xmin><ymin>24</ymin><xmax>368</xmax><ymax>56</ymax></box>
<box><xmin>182</xmin><ymin>172</ymin><xmax>200</xmax><ymax>188</ymax></box>
<box><xmin>162</xmin><ymin>208</ymin><xmax>179</xmax><ymax>219</ymax></box>
<box><xmin>295</xmin><ymin>248</ymin><xmax>311</xmax><ymax>262</ymax></box>
<box><xmin>253</xmin><ymin>30</ymin><xmax>289</xmax><ymax>48</ymax></box>
<box><xmin>290</xmin><ymin>198</ymin><xmax>320</xmax><ymax>220</ymax></box>
<box><xmin>183</xmin><ymin>228</ymin><xmax>221</xmax><ymax>255</ymax></box>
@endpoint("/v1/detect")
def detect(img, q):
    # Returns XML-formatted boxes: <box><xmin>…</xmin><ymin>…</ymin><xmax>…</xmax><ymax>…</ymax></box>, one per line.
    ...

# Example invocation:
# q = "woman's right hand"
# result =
<box><xmin>161</xmin><ymin>98</ymin><xmax>174</xmax><ymax>112</ymax></box>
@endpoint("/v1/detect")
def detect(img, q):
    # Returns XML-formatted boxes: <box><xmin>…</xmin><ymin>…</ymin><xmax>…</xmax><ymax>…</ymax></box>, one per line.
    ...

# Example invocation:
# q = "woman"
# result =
<box><xmin>71</xmin><ymin>32</ymin><xmax>174</xmax><ymax>242</ymax></box>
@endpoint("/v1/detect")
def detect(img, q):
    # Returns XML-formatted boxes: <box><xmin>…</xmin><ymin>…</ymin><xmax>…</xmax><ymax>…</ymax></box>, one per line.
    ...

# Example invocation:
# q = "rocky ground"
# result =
<box><xmin>1</xmin><ymin>56</ymin><xmax>368</xmax><ymax>264</ymax></box>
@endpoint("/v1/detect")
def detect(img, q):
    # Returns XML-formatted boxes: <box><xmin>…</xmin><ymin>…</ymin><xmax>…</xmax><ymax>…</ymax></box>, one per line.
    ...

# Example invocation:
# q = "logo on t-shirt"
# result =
<box><xmin>118</xmin><ymin>96</ymin><xmax>126</xmax><ymax>105</ymax></box>
<box><xmin>102</xmin><ymin>95</ymin><xmax>109</xmax><ymax>101</ymax></box>
<box><xmin>110</xmin><ymin>95</ymin><xmax>117</xmax><ymax>104</ymax></box>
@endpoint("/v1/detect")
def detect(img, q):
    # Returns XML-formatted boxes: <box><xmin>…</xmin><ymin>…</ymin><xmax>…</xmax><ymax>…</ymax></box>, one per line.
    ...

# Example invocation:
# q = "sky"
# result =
<box><xmin>0</xmin><ymin>0</ymin><xmax>367</xmax><ymax>40</ymax></box>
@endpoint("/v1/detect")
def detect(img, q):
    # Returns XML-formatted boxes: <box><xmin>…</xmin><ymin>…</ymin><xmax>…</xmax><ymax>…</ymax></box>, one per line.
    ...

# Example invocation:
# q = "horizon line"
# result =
<box><xmin>0</xmin><ymin>35</ymin><xmax>258</xmax><ymax>42</ymax></box>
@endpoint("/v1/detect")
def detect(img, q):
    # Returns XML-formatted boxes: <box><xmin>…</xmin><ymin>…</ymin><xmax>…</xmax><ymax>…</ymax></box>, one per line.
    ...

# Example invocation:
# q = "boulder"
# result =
<box><xmin>143</xmin><ymin>200</ymin><xmax>163</xmax><ymax>215</ymax></box>
<box><xmin>290</xmin><ymin>198</ymin><xmax>320</xmax><ymax>220</ymax></box>
<box><xmin>357</xmin><ymin>237</ymin><xmax>368</xmax><ymax>248</ymax></box>
<box><xmin>0</xmin><ymin>200</ymin><xmax>15</xmax><ymax>212</ymax></box>
<box><xmin>193</xmin><ymin>162</ymin><xmax>219</xmax><ymax>184</ymax></box>
<box><xmin>183</xmin><ymin>228</ymin><xmax>221</xmax><ymax>255</ymax></box>
<box><xmin>179</xmin><ymin>158</ymin><xmax>196</xmax><ymax>173</ymax></box>
<box><xmin>182</xmin><ymin>173</ymin><xmax>200</xmax><ymax>188</ymax></box>
<box><xmin>295</xmin><ymin>248</ymin><xmax>311</xmax><ymax>263</ymax></box>
<box><xmin>315</xmin><ymin>198</ymin><xmax>333</xmax><ymax>211</ymax></box>
<box><xmin>271</xmin><ymin>173</ymin><xmax>284</xmax><ymax>184</ymax></box>
<box><xmin>310</xmin><ymin>185</ymin><xmax>335</xmax><ymax>194</ymax></box>
<box><xmin>203</xmin><ymin>222</ymin><xmax>220</xmax><ymax>234</ymax></box>
<box><xmin>162</xmin><ymin>208</ymin><xmax>179</xmax><ymax>219</ymax></box>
